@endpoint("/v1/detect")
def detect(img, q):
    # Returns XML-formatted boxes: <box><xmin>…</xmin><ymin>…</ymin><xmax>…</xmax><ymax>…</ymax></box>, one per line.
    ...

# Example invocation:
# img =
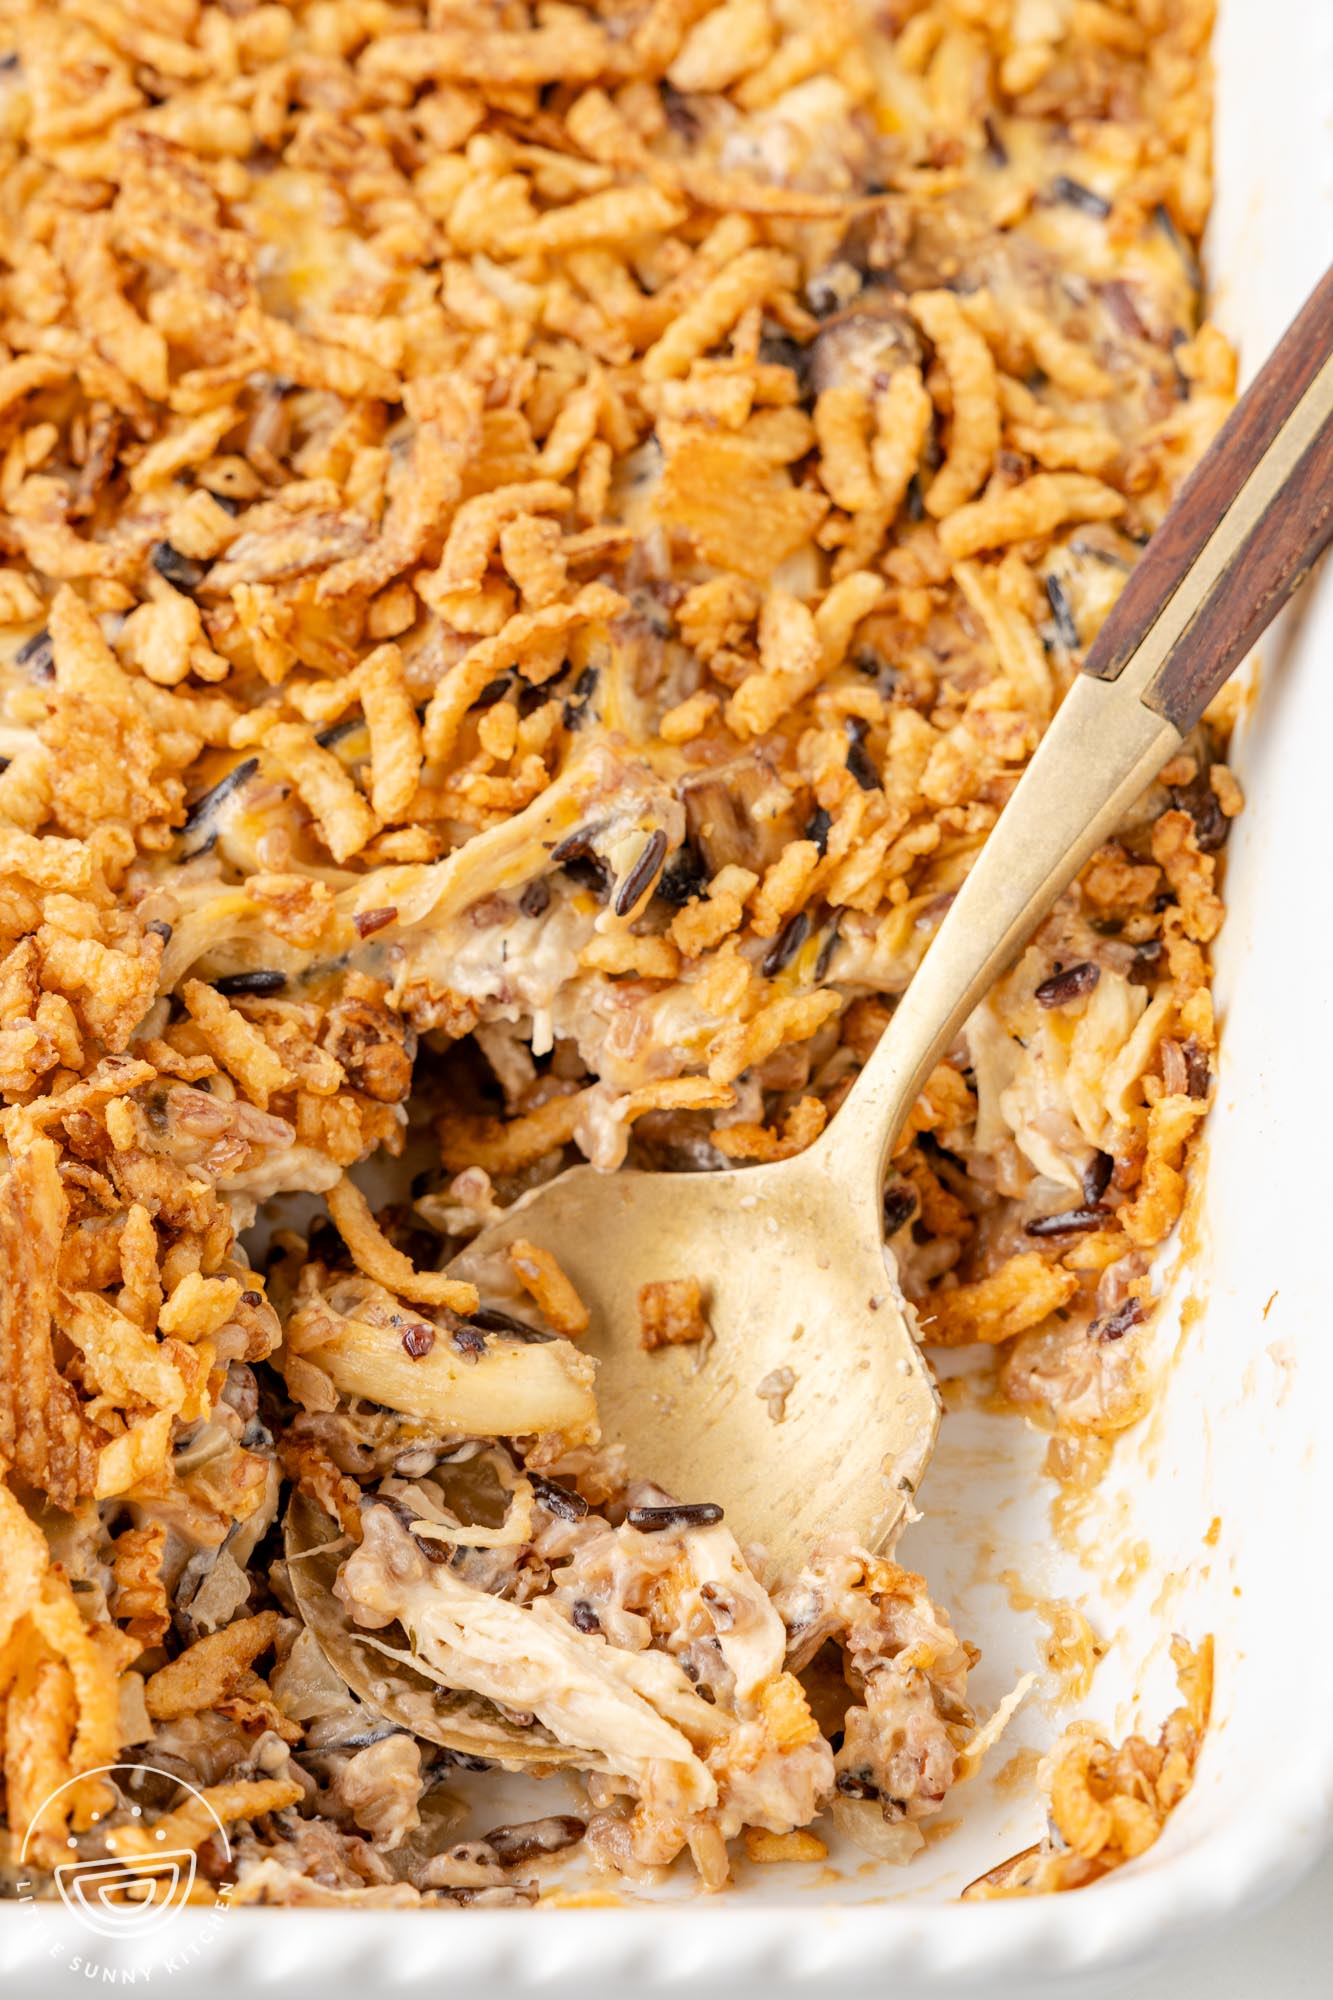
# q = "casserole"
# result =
<box><xmin>2</xmin><ymin>0</ymin><xmax>1332</xmax><ymax>1992</ymax></box>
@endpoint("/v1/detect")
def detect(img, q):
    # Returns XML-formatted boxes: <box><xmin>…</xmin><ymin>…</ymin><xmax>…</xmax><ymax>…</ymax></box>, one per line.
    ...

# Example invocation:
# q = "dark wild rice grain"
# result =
<box><xmin>180</xmin><ymin>758</ymin><xmax>259</xmax><ymax>844</ymax></box>
<box><xmin>561</xmin><ymin>665</ymin><xmax>599</xmax><ymax>729</ymax></box>
<box><xmin>883</xmin><ymin>1183</ymin><xmax>919</xmax><ymax>1234</ymax></box>
<box><xmin>529</xmin><ymin>1474</ymin><xmax>589</xmax><ymax>1522</ymax></box>
<box><xmin>150</xmin><ymin>540</ymin><xmax>206</xmax><ymax>592</ymax></box>
<box><xmin>1170</xmin><ymin>774</ymin><xmax>1230</xmax><ymax>853</ymax></box>
<box><xmin>613</xmin><ymin>828</ymin><xmax>668</xmax><ymax>916</ymax></box>
<box><xmin>1092</xmin><ymin>1298</ymin><xmax>1145</xmax><ymax>1343</ymax></box>
<box><xmin>653</xmin><ymin>842</ymin><xmax>708</xmax><ymax>907</ymax></box>
<box><xmin>550</xmin><ymin>825</ymin><xmax>610</xmax><ymax>896</ymax></box>
<box><xmin>1045</xmin><ymin>573</ymin><xmax>1079</xmax><ymax>649</ymax></box>
<box><xmin>15</xmin><ymin>626</ymin><xmax>53</xmax><ymax>678</ymax></box>
<box><xmin>1035</xmin><ymin>961</ymin><xmax>1100</xmax><ymax>1007</ymax></box>
<box><xmin>626</xmin><ymin>1502</ymin><xmax>724</xmax><ymax>1532</ymax></box>
<box><xmin>315</xmin><ymin>716</ymin><xmax>364</xmax><ymax>751</ymax></box>
<box><xmin>1050</xmin><ymin>175</ymin><xmax>1111</xmax><ymax>218</ymax></box>
<box><xmin>1069</xmin><ymin>535</ymin><xmax>1132</xmax><ymax>571</ymax></box>
<box><xmin>762</xmin><ymin>910</ymin><xmax>809</xmax><ymax>977</ymax></box>
<box><xmin>375</xmin><ymin>1495</ymin><xmax>450</xmax><ymax>1560</ymax></box>
<box><xmin>1182</xmin><ymin>1038</ymin><xmax>1211</xmax><ymax>1097</ymax></box>
<box><xmin>483</xmin><ymin>1818</ymin><xmax>587</xmax><ymax>1867</ymax></box>
<box><xmin>982</xmin><ymin>114</ymin><xmax>1009</xmax><ymax>166</ymax></box>
<box><xmin>699</xmin><ymin>1581</ymin><xmax>735</xmax><ymax>1627</ymax></box>
<box><xmin>466</xmin><ymin>1307</ymin><xmax>552</xmax><ymax>1343</ymax></box>
<box><xmin>1154</xmin><ymin>203</ymin><xmax>1203</xmax><ymax>299</ymax></box>
<box><xmin>214</xmin><ymin>969</ymin><xmax>287</xmax><ymax>997</ymax></box>
<box><xmin>845</xmin><ymin>718</ymin><xmax>879</xmax><ymax>791</ymax></box>
<box><xmin>814</xmin><ymin>919</ymin><xmax>840</xmax><ymax>981</ymax></box>
<box><xmin>1099</xmin><ymin>279</ymin><xmax>1150</xmax><ymax>340</ymax></box>
<box><xmin>1026</xmin><ymin>1207</ymin><xmax>1103</xmax><ymax>1237</ymax></box>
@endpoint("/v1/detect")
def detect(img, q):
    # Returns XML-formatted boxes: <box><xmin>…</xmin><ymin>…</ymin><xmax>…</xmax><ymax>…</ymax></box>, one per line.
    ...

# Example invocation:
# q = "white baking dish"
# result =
<box><xmin>4</xmin><ymin>5</ymin><xmax>1332</xmax><ymax>1994</ymax></box>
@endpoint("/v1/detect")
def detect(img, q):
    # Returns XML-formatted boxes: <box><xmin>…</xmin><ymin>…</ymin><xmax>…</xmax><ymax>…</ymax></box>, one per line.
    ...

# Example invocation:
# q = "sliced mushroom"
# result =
<box><xmin>806</xmin><ymin>286</ymin><xmax>922</xmax><ymax>400</ymax></box>
<box><xmin>681</xmin><ymin>757</ymin><xmax>799</xmax><ymax>875</ymax></box>
<box><xmin>830</xmin><ymin>197</ymin><xmax>913</xmax><ymax>287</ymax></box>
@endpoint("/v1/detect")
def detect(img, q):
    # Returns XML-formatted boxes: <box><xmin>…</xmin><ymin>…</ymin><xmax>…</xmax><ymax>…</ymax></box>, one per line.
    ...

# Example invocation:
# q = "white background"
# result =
<box><xmin>1101</xmin><ymin>1842</ymin><xmax>1332</xmax><ymax>1999</ymax></box>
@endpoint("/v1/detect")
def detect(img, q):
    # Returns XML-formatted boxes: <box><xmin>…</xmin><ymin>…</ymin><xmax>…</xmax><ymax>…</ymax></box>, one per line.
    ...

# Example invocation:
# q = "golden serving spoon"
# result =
<box><xmin>288</xmin><ymin>265</ymin><xmax>1333</xmax><ymax>1748</ymax></box>
<box><xmin>434</xmin><ymin>266</ymin><xmax>1333</xmax><ymax>1572</ymax></box>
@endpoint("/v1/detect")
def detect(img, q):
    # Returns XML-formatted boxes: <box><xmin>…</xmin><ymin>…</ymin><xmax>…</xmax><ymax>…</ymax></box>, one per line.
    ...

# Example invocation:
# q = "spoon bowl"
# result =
<box><xmin>447</xmin><ymin>1148</ymin><xmax>939</xmax><ymax>1576</ymax></box>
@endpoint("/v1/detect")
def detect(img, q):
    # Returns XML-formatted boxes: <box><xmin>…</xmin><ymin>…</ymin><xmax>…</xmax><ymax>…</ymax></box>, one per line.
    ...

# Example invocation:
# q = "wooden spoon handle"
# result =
<box><xmin>1083</xmin><ymin>263</ymin><xmax>1333</xmax><ymax>730</ymax></box>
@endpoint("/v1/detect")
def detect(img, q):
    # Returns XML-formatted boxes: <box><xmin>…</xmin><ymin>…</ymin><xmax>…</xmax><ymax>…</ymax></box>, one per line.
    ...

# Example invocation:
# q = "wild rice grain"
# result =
<box><xmin>805</xmin><ymin>806</ymin><xmax>832</xmax><ymax>854</ymax></box>
<box><xmin>150</xmin><ymin>540</ymin><xmax>206</xmax><ymax>592</ymax></box>
<box><xmin>15</xmin><ymin>627</ymin><xmax>53</xmax><ymax>678</ymax></box>
<box><xmin>626</xmin><ymin>1502</ymin><xmax>724</xmax><ymax>1532</ymax></box>
<box><xmin>1035</xmin><ymin>961</ymin><xmax>1100</xmax><ymax>1007</ymax></box>
<box><xmin>467</xmin><ymin>1307</ymin><xmax>552</xmax><ymax>1343</ymax></box>
<box><xmin>845</xmin><ymin>718</ymin><xmax>880</xmax><ymax>792</ymax></box>
<box><xmin>613</xmin><ymin>829</ymin><xmax>668</xmax><ymax>916</ymax></box>
<box><xmin>1092</xmin><ymin>1298</ymin><xmax>1146</xmax><ymax>1343</ymax></box>
<box><xmin>1025</xmin><ymin>1207</ymin><xmax>1103</xmax><ymax>1237</ymax></box>
<box><xmin>214</xmin><ymin>969</ymin><xmax>287</xmax><ymax>996</ymax></box>
<box><xmin>1049</xmin><ymin>175</ymin><xmax>1111</xmax><ymax>218</ymax></box>
<box><xmin>530</xmin><ymin>1474</ymin><xmax>588</xmax><ymax>1522</ymax></box>
<box><xmin>484</xmin><ymin>1818</ymin><xmax>587</xmax><ymax>1867</ymax></box>
<box><xmin>1045</xmin><ymin>573</ymin><xmax>1079</xmax><ymax>649</ymax></box>
<box><xmin>179</xmin><ymin>758</ymin><xmax>259</xmax><ymax>843</ymax></box>
<box><xmin>883</xmin><ymin>1183</ymin><xmax>919</xmax><ymax>1234</ymax></box>
<box><xmin>762</xmin><ymin>910</ymin><xmax>809</xmax><ymax>977</ymax></box>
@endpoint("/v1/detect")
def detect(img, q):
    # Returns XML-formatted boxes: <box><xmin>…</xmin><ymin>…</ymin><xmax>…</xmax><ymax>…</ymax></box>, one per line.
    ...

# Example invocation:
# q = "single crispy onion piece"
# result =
<box><xmin>283</xmin><ymin>1489</ymin><xmax>583</xmax><ymax>1766</ymax></box>
<box><xmin>283</xmin><ymin>1277</ymin><xmax>598</xmax><ymax>1442</ymax></box>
